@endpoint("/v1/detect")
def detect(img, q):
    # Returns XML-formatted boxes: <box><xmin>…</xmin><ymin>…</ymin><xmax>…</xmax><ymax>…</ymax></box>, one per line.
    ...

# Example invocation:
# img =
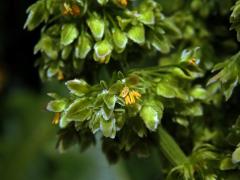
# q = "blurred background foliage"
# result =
<box><xmin>0</xmin><ymin>1</ymin><xmax>164</xmax><ymax>180</ymax></box>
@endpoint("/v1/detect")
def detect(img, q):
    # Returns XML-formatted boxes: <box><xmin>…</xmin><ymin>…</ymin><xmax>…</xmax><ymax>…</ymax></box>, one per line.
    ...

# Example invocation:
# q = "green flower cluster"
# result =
<box><xmin>25</xmin><ymin>0</ymin><xmax>180</xmax><ymax>80</ymax></box>
<box><xmin>25</xmin><ymin>0</ymin><xmax>240</xmax><ymax>178</ymax></box>
<box><xmin>47</xmin><ymin>49</ymin><xmax>207</xmax><ymax>160</ymax></box>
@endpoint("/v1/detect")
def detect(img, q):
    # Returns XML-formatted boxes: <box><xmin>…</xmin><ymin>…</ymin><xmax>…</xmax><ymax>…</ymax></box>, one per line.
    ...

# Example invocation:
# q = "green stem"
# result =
<box><xmin>158</xmin><ymin>126</ymin><xmax>188</xmax><ymax>166</ymax></box>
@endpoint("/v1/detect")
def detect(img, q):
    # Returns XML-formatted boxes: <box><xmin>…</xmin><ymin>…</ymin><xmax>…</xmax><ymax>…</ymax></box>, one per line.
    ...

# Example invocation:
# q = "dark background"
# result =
<box><xmin>0</xmin><ymin>1</ymin><xmax>162</xmax><ymax>180</ymax></box>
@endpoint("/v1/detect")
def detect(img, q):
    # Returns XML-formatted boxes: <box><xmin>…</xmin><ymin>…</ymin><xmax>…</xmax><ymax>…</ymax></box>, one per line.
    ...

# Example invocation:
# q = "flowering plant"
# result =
<box><xmin>25</xmin><ymin>0</ymin><xmax>240</xmax><ymax>179</ymax></box>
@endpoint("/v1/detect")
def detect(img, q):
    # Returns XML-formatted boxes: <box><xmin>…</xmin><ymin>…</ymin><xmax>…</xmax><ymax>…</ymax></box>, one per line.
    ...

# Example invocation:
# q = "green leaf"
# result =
<box><xmin>87</xmin><ymin>13</ymin><xmax>105</xmax><ymax>40</ymax></box>
<box><xmin>24</xmin><ymin>0</ymin><xmax>48</xmax><ymax>31</ymax></box>
<box><xmin>100</xmin><ymin>117</ymin><xmax>116</xmax><ymax>138</ymax></box>
<box><xmin>128</xmin><ymin>25</ymin><xmax>145</xmax><ymax>44</ymax></box>
<box><xmin>75</xmin><ymin>33</ymin><xmax>92</xmax><ymax>59</ymax></box>
<box><xmin>47</xmin><ymin>100</ymin><xmax>66</xmax><ymax>112</ymax></box>
<box><xmin>138</xmin><ymin>10</ymin><xmax>155</xmax><ymax>25</ymax></box>
<box><xmin>65</xmin><ymin>99</ymin><xmax>92</xmax><ymax>121</ymax></box>
<box><xmin>140</xmin><ymin>99</ymin><xmax>163</xmax><ymax>131</ymax></box>
<box><xmin>232</xmin><ymin>147</ymin><xmax>240</xmax><ymax>164</ymax></box>
<box><xmin>65</xmin><ymin>79</ymin><xmax>90</xmax><ymax>96</ymax></box>
<box><xmin>61</xmin><ymin>24</ymin><xmax>79</xmax><ymax>46</ymax></box>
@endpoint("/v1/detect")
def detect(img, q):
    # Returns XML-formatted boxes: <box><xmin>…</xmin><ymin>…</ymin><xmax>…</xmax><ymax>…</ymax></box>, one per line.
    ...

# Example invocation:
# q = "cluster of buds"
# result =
<box><xmin>25</xmin><ymin>0</ymin><xmax>181</xmax><ymax>80</ymax></box>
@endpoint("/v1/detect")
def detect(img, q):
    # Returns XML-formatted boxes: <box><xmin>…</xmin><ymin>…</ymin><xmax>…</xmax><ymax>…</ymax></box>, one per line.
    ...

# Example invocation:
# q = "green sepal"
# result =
<box><xmin>232</xmin><ymin>146</ymin><xmax>240</xmax><ymax>164</ymax></box>
<box><xmin>102</xmin><ymin>105</ymin><xmax>113</xmax><ymax>120</ymax></box>
<box><xmin>138</xmin><ymin>10</ymin><xmax>155</xmax><ymax>25</ymax></box>
<box><xmin>128</xmin><ymin>24</ymin><xmax>145</xmax><ymax>44</ymax></box>
<box><xmin>61</xmin><ymin>45</ymin><xmax>72</xmax><ymax>60</ymax></box>
<box><xmin>103</xmin><ymin>93</ymin><xmax>117</xmax><ymax>110</ymax></box>
<box><xmin>150</xmin><ymin>34</ymin><xmax>170</xmax><ymax>53</ymax></box>
<box><xmin>34</xmin><ymin>35</ymin><xmax>58</xmax><ymax>60</ymax></box>
<box><xmin>97</xmin><ymin>0</ymin><xmax>109</xmax><ymax>5</ymax></box>
<box><xmin>61</xmin><ymin>24</ymin><xmax>79</xmax><ymax>46</ymax></box>
<box><xmin>140</xmin><ymin>99</ymin><xmax>163</xmax><ymax>131</ymax></box>
<box><xmin>75</xmin><ymin>32</ymin><xmax>92</xmax><ymax>59</ymax></box>
<box><xmin>65</xmin><ymin>79</ymin><xmax>90</xmax><ymax>96</ymax></box>
<box><xmin>65</xmin><ymin>98</ymin><xmax>92</xmax><ymax>121</ymax></box>
<box><xmin>220</xmin><ymin>157</ymin><xmax>236</xmax><ymax>170</ymax></box>
<box><xmin>87</xmin><ymin>13</ymin><xmax>105</xmax><ymax>40</ymax></box>
<box><xmin>24</xmin><ymin>0</ymin><xmax>49</xmax><ymax>31</ymax></box>
<box><xmin>100</xmin><ymin>117</ymin><xmax>116</xmax><ymax>138</ymax></box>
<box><xmin>93</xmin><ymin>39</ymin><xmax>113</xmax><ymax>63</ymax></box>
<box><xmin>112</xmin><ymin>28</ymin><xmax>128</xmax><ymax>52</ymax></box>
<box><xmin>47</xmin><ymin>99</ymin><xmax>66</xmax><ymax>112</ymax></box>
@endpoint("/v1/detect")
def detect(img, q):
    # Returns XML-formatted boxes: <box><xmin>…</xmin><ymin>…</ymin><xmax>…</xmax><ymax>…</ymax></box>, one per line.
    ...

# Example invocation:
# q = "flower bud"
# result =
<box><xmin>93</xmin><ymin>39</ymin><xmax>113</xmax><ymax>63</ymax></box>
<box><xmin>60</xmin><ymin>24</ymin><xmax>79</xmax><ymax>46</ymax></box>
<box><xmin>128</xmin><ymin>24</ymin><xmax>145</xmax><ymax>44</ymax></box>
<box><xmin>75</xmin><ymin>33</ymin><xmax>92</xmax><ymax>59</ymax></box>
<box><xmin>112</xmin><ymin>28</ymin><xmax>128</xmax><ymax>52</ymax></box>
<box><xmin>87</xmin><ymin>13</ymin><xmax>105</xmax><ymax>40</ymax></box>
<box><xmin>97</xmin><ymin>0</ymin><xmax>109</xmax><ymax>5</ymax></box>
<box><xmin>138</xmin><ymin>10</ymin><xmax>155</xmax><ymax>25</ymax></box>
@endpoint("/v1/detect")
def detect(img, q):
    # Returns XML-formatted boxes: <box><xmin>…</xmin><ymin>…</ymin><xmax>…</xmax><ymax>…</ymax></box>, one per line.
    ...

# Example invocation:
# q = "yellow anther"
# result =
<box><xmin>71</xmin><ymin>4</ymin><xmax>80</xmax><ymax>16</ymax></box>
<box><xmin>189</xmin><ymin>58</ymin><xmax>196</xmax><ymax>65</ymax></box>
<box><xmin>120</xmin><ymin>86</ymin><xmax>129</xmax><ymax>97</ymax></box>
<box><xmin>52</xmin><ymin>112</ymin><xmax>61</xmax><ymax>125</ymax></box>
<box><xmin>131</xmin><ymin>90</ymin><xmax>141</xmax><ymax>99</ymax></box>
<box><xmin>129</xmin><ymin>91</ymin><xmax>136</xmax><ymax>104</ymax></box>
<box><xmin>62</xmin><ymin>3</ymin><xmax>80</xmax><ymax>16</ymax></box>
<box><xmin>118</xmin><ymin>0</ymin><xmax>128</xmax><ymax>6</ymax></box>
<box><xmin>120</xmin><ymin>86</ymin><xmax>141</xmax><ymax>105</ymax></box>
<box><xmin>57</xmin><ymin>70</ymin><xmax>64</xmax><ymax>80</ymax></box>
<box><xmin>125</xmin><ymin>95</ymin><xmax>131</xmax><ymax>105</ymax></box>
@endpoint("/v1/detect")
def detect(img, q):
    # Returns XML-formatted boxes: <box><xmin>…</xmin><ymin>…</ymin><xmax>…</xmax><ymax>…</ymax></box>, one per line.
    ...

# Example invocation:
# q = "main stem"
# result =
<box><xmin>158</xmin><ymin>126</ymin><xmax>188</xmax><ymax>166</ymax></box>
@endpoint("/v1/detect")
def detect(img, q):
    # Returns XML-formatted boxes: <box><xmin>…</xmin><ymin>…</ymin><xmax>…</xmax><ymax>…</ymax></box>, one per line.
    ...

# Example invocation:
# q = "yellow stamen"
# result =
<box><xmin>125</xmin><ymin>95</ymin><xmax>131</xmax><ymax>105</ymax></box>
<box><xmin>71</xmin><ymin>4</ymin><xmax>80</xmax><ymax>16</ymax></box>
<box><xmin>52</xmin><ymin>112</ymin><xmax>61</xmax><ymax>125</ymax></box>
<box><xmin>120</xmin><ymin>86</ymin><xmax>141</xmax><ymax>105</ymax></box>
<box><xmin>57</xmin><ymin>70</ymin><xmax>64</xmax><ymax>80</ymax></box>
<box><xmin>129</xmin><ymin>92</ymin><xmax>136</xmax><ymax>104</ymax></box>
<box><xmin>63</xmin><ymin>3</ymin><xmax>72</xmax><ymax>16</ymax></box>
<box><xmin>131</xmin><ymin>90</ymin><xmax>141</xmax><ymax>99</ymax></box>
<box><xmin>120</xmin><ymin>86</ymin><xmax>129</xmax><ymax>97</ymax></box>
<box><xmin>118</xmin><ymin>0</ymin><xmax>128</xmax><ymax>6</ymax></box>
<box><xmin>62</xmin><ymin>3</ymin><xmax>80</xmax><ymax>16</ymax></box>
<box><xmin>189</xmin><ymin>58</ymin><xmax>196</xmax><ymax>65</ymax></box>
